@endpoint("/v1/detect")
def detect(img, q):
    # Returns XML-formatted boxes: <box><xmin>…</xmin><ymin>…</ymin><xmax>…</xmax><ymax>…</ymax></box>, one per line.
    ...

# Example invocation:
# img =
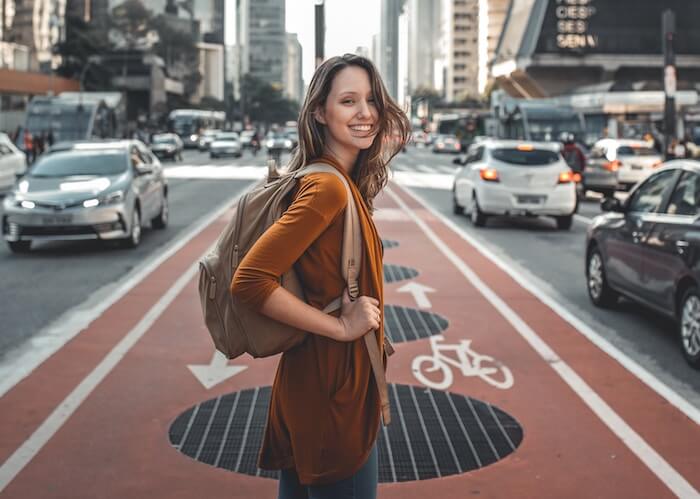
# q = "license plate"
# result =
<box><xmin>42</xmin><ymin>214</ymin><xmax>73</xmax><ymax>225</ymax></box>
<box><xmin>517</xmin><ymin>195</ymin><xmax>543</xmax><ymax>204</ymax></box>
<box><xmin>631</xmin><ymin>165</ymin><xmax>643</xmax><ymax>170</ymax></box>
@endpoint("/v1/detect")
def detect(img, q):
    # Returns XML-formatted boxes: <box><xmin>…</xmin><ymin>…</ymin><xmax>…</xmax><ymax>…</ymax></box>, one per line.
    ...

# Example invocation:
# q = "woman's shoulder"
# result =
<box><xmin>296</xmin><ymin>170</ymin><xmax>348</xmax><ymax>211</ymax></box>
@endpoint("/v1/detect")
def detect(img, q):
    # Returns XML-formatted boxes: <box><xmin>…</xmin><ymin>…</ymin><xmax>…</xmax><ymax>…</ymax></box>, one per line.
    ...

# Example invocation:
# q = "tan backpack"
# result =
<box><xmin>198</xmin><ymin>161</ymin><xmax>392</xmax><ymax>423</ymax></box>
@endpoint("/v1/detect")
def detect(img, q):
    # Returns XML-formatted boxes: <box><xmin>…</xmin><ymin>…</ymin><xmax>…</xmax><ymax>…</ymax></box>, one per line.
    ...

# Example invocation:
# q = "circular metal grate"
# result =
<box><xmin>382</xmin><ymin>239</ymin><xmax>399</xmax><ymax>249</ymax></box>
<box><xmin>383</xmin><ymin>264</ymin><xmax>419</xmax><ymax>283</ymax></box>
<box><xmin>383</xmin><ymin>305</ymin><xmax>448</xmax><ymax>343</ymax></box>
<box><xmin>169</xmin><ymin>384</ymin><xmax>522</xmax><ymax>482</ymax></box>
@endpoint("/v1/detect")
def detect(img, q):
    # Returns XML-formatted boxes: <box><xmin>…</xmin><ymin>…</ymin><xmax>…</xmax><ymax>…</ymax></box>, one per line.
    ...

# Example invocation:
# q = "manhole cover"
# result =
<box><xmin>383</xmin><ymin>305</ymin><xmax>448</xmax><ymax>343</ymax></box>
<box><xmin>169</xmin><ymin>385</ymin><xmax>522</xmax><ymax>482</ymax></box>
<box><xmin>383</xmin><ymin>264</ymin><xmax>419</xmax><ymax>283</ymax></box>
<box><xmin>382</xmin><ymin>239</ymin><xmax>399</xmax><ymax>249</ymax></box>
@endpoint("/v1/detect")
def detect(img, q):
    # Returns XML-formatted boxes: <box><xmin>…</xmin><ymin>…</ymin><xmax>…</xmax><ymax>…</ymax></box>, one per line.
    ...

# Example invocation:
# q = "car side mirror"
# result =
<box><xmin>453</xmin><ymin>156</ymin><xmax>465</xmax><ymax>165</ymax></box>
<box><xmin>601</xmin><ymin>196</ymin><xmax>624</xmax><ymax>213</ymax></box>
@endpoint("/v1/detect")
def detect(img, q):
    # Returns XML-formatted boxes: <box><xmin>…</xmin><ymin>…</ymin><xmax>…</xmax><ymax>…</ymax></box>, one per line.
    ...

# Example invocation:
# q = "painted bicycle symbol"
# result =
<box><xmin>412</xmin><ymin>335</ymin><xmax>514</xmax><ymax>390</ymax></box>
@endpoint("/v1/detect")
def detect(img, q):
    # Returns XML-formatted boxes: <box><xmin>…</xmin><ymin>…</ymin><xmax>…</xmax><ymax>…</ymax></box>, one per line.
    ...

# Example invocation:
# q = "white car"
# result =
<box><xmin>0</xmin><ymin>132</ymin><xmax>27</xmax><ymax>190</ymax></box>
<box><xmin>452</xmin><ymin>139</ymin><xmax>577</xmax><ymax>230</ymax></box>
<box><xmin>209</xmin><ymin>132</ymin><xmax>242</xmax><ymax>158</ymax></box>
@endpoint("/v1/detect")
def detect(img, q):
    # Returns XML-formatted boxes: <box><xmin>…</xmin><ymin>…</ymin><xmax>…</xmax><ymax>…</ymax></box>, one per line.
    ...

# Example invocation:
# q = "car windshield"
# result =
<box><xmin>617</xmin><ymin>146</ymin><xmax>658</xmax><ymax>156</ymax></box>
<box><xmin>268</xmin><ymin>133</ymin><xmax>287</xmax><ymax>139</ymax></box>
<box><xmin>491</xmin><ymin>147</ymin><xmax>560</xmax><ymax>165</ymax></box>
<box><xmin>29</xmin><ymin>150</ymin><xmax>128</xmax><ymax>177</ymax></box>
<box><xmin>241</xmin><ymin>131</ymin><xmax>255</xmax><ymax>137</ymax></box>
<box><xmin>152</xmin><ymin>136</ymin><xmax>175</xmax><ymax>144</ymax></box>
<box><xmin>216</xmin><ymin>133</ymin><xmax>238</xmax><ymax>140</ymax></box>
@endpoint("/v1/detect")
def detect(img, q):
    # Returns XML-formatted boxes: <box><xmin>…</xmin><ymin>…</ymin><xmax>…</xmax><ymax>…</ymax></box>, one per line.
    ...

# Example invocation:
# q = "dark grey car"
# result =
<box><xmin>585</xmin><ymin>160</ymin><xmax>700</xmax><ymax>368</ymax></box>
<box><xmin>2</xmin><ymin>140</ymin><xmax>168</xmax><ymax>253</ymax></box>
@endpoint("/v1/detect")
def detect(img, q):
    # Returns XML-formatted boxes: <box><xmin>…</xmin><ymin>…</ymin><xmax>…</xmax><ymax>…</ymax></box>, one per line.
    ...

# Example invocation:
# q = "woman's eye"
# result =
<box><xmin>342</xmin><ymin>99</ymin><xmax>354</xmax><ymax>105</ymax></box>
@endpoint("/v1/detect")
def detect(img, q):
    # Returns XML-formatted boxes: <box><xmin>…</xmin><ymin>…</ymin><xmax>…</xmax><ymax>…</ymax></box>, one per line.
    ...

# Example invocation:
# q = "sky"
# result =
<box><xmin>225</xmin><ymin>0</ymin><xmax>380</xmax><ymax>86</ymax></box>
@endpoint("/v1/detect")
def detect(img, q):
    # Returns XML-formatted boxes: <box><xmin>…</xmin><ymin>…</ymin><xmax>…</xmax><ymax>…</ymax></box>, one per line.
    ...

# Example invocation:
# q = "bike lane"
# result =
<box><xmin>0</xmin><ymin>181</ymin><xmax>697</xmax><ymax>498</ymax></box>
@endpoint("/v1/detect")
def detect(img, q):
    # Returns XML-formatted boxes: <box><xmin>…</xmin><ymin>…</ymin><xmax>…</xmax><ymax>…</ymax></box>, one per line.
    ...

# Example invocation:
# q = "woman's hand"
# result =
<box><xmin>336</xmin><ymin>291</ymin><xmax>381</xmax><ymax>342</ymax></box>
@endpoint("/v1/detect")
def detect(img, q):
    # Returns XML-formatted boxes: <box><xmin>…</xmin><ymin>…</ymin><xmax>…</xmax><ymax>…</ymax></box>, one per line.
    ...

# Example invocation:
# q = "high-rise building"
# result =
<box><xmin>236</xmin><ymin>0</ymin><xmax>285</xmax><ymax>89</ymax></box>
<box><xmin>284</xmin><ymin>33</ymin><xmax>303</xmax><ymax>104</ymax></box>
<box><xmin>371</xmin><ymin>33</ymin><xmax>380</xmax><ymax>68</ymax></box>
<box><xmin>478</xmin><ymin>0</ymin><xmax>508</xmax><ymax>94</ymax></box>
<box><xmin>380</xmin><ymin>0</ymin><xmax>404</xmax><ymax>99</ymax></box>
<box><xmin>444</xmin><ymin>0</ymin><xmax>479</xmax><ymax>102</ymax></box>
<box><xmin>406</xmin><ymin>0</ymin><xmax>441</xmax><ymax>94</ymax></box>
<box><xmin>6</xmin><ymin>0</ymin><xmax>66</xmax><ymax>72</ymax></box>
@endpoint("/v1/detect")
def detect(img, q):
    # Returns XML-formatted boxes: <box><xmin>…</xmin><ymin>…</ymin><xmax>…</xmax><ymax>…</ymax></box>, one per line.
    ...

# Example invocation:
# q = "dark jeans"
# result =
<box><xmin>277</xmin><ymin>443</ymin><xmax>378</xmax><ymax>499</ymax></box>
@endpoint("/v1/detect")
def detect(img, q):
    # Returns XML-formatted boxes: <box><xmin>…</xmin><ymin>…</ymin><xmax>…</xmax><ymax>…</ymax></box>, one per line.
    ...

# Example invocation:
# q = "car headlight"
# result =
<box><xmin>190</xmin><ymin>134</ymin><xmax>198</xmax><ymax>141</ymax></box>
<box><xmin>20</xmin><ymin>200</ymin><xmax>36</xmax><ymax>209</ymax></box>
<box><xmin>284</xmin><ymin>140</ymin><xmax>292</xmax><ymax>148</ymax></box>
<box><xmin>266</xmin><ymin>140</ymin><xmax>274</xmax><ymax>148</ymax></box>
<box><xmin>100</xmin><ymin>190</ymin><xmax>125</xmax><ymax>206</ymax></box>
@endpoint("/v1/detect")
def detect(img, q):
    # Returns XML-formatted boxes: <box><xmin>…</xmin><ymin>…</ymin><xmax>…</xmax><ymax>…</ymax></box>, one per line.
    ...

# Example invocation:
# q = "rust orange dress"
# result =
<box><xmin>230</xmin><ymin>157</ymin><xmax>385</xmax><ymax>485</ymax></box>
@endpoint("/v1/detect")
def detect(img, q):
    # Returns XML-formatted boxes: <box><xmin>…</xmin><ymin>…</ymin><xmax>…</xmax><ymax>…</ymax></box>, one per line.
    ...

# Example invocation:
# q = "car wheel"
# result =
<box><xmin>151</xmin><ymin>193</ymin><xmax>168</xmax><ymax>229</ymax></box>
<box><xmin>586</xmin><ymin>246</ymin><xmax>618</xmax><ymax>307</ymax></box>
<box><xmin>210</xmin><ymin>153</ymin><xmax>216</xmax><ymax>159</ymax></box>
<box><xmin>556</xmin><ymin>215</ymin><xmax>573</xmax><ymax>230</ymax></box>
<box><xmin>679</xmin><ymin>286</ymin><xmax>700</xmax><ymax>369</ymax></box>
<box><xmin>8</xmin><ymin>240</ymin><xmax>31</xmax><ymax>253</ymax></box>
<box><xmin>452</xmin><ymin>189</ymin><xmax>464</xmax><ymax>215</ymax></box>
<box><xmin>470</xmin><ymin>192</ymin><xmax>487</xmax><ymax>227</ymax></box>
<box><xmin>122</xmin><ymin>208</ymin><xmax>141</xmax><ymax>249</ymax></box>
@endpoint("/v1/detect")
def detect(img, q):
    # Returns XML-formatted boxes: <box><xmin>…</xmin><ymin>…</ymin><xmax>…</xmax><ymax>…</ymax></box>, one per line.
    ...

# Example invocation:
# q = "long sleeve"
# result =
<box><xmin>230</xmin><ymin>172</ymin><xmax>347</xmax><ymax>311</ymax></box>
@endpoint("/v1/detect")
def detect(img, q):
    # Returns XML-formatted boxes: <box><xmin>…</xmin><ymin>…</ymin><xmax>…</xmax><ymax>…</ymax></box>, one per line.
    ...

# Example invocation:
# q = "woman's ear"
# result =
<box><xmin>314</xmin><ymin>107</ymin><xmax>327</xmax><ymax>125</ymax></box>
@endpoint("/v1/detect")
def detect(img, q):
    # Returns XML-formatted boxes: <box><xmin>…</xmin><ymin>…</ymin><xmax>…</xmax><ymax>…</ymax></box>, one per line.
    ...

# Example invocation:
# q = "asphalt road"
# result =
<box><xmin>1</xmin><ymin>144</ymin><xmax>698</xmax><ymax>411</ymax></box>
<box><xmin>401</xmin><ymin>146</ymin><xmax>700</xmax><ymax>409</ymax></box>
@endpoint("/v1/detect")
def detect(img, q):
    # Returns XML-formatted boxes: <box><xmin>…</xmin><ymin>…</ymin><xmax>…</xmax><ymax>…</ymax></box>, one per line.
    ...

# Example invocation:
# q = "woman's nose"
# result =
<box><xmin>357</xmin><ymin>100</ymin><xmax>371</xmax><ymax>118</ymax></box>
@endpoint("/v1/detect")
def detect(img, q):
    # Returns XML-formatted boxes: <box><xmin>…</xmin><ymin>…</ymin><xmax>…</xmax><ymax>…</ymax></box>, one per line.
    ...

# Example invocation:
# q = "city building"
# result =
<box><xmin>284</xmin><ymin>33</ymin><xmax>303</xmax><ymax>104</ymax></box>
<box><xmin>371</xmin><ymin>33</ymin><xmax>380</xmax><ymax>68</ymax></box>
<box><xmin>478</xmin><ymin>0</ymin><xmax>509</xmax><ymax>94</ymax></box>
<box><xmin>5</xmin><ymin>0</ymin><xmax>66</xmax><ymax>73</ymax></box>
<box><xmin>380</xmin><ymin>0</ymin><xmax>404</xmax><ymax>99</ymax></box>
<box><xmin>444</xmin><ymin>0</ymin><xmax>480</xmax><ymax>103</ymax></box>
<box><xmin>236</xmin><ymin>0</ymin><xmax>285</xmax><ymax>89</ymax></box>
<box><xmin>406</xmin><ymin>0</ymin><xmax>441</xmax><ymax>94</ymax></box>
<box><xmin>195</xmin><ymin>41</ymin><xmax>224</xmax><ymax>102</ymax></box>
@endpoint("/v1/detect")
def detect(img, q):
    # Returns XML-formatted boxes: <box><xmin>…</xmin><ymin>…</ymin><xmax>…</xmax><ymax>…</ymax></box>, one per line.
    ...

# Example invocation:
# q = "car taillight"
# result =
<box><xmin>558</xmin><ymin>171</ymin><xmax>574</xmax><ymax>184</ymax></box>
<box><xmin>480</xmin><ymin>168</ymin><xmax>499</xmax><ymax>182</ymax></box>
<box><xmin>652</xmin><ymin>160</ymin><xmax>663</xmax><ymax>168</ymax></box>
<box><xmin>572</xmin><ymin>172</ymin><xmax>582</xmax><ymax>183</ymax></box>
<box><xmin>603</xmin><ymin>159</ymin><xmax>621</xmax><ymax>172</ymax></box>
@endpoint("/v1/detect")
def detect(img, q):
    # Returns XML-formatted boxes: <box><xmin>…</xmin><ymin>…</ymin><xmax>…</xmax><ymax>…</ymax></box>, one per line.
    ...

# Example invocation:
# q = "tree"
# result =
<box><xmin>241</xmin><ymin>74</ymin><xmax>299</xmax><ymax>125</ymax></box>
<box><xmin>55</xmin><ymin>14</ymin><xmax>112</xmax><ymax>90</ymax></box>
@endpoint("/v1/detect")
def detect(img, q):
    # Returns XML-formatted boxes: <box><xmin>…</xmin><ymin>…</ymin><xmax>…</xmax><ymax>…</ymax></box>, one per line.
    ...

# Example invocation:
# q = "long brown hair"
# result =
<box><xmin>287</xmin><ymin>54</ymin><xmax>411</xmax><ymax>211</ymax></box>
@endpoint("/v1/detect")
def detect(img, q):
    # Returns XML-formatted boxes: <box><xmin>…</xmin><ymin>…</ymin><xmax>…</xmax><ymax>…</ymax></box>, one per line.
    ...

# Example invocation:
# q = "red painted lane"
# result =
<box><xmin>0</xmin><ymin>204</ymin><xmax>236</xmax><ymax>466</ymax></box>
<box><xmin>0</xmin><ymin>183</ymin><xmax>696</xmax><ymax>498</ymax></box>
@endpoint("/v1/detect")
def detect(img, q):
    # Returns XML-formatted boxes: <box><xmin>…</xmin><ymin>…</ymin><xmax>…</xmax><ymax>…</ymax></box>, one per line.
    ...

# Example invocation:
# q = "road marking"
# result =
<box><xmin>397</xmin><ymin>281</ymin><xmax>435</xmax><ymax>308</ymax></box>
<box><xmin>386</xmin><ymin>185</ymin><xmax>698</xmax><ymax>498</ymax></box>
<box><xmin>390</xmin><ymin>170</ymin><xmax>453</xmax><ymax>190</ymax></box>
<box><xmin>397</xmin><ymin>184</ymin><xmax>700</xmax><ymax>427</ymax></box>
<box><xmin>0</xmin><ymin>256</ymin><xmax>203</xmax><ymax>492</ymax></box>
<box><xmin>187</xmin><ymin>351</ymin><xmax>247</xmax><ymax>390</ymax></box>
<box><xmin>574</xmin><ymin>214</ymin><xmax>593</xmax><ymax>224</ymax></box>
<box><xmin>0</xmin><ymin>187</ymin><xmax>249</xmax><ymax>399</ymax></box>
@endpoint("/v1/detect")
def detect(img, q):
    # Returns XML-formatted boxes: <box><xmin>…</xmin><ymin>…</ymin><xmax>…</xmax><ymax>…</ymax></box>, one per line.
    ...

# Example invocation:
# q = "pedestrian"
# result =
<box><xmin>47</xmin><ymin>129</ymin><xmax>54</xmax><ymax>148</ymax></box>
<box><xmin>23</xmin><ymin>130</ymin><xmax>34</xmax><ymax>163</ymax></box>
<box><xmin>230</xmin><ymin>54</ymin><xmax>410</xmax><ymax>499</ymax></box>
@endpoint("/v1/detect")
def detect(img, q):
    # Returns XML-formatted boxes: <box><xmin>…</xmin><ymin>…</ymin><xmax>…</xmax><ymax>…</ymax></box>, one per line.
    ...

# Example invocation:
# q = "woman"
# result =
<box><xmin>230</xmin><ymin>54</ymin><xmax>410</xmax><ymax>498</ymax></box>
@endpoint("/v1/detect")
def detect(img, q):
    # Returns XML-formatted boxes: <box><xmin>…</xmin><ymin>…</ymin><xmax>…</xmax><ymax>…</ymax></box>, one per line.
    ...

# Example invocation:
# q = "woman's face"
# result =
<box><xmin>316</xmin><ymin>66</ymin><xmax>379</xmax><ymax>160</ymax></box>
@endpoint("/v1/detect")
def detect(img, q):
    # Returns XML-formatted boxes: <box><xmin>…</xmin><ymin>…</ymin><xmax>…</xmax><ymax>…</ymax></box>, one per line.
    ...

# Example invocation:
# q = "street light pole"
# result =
<box><xmin>314</xmin><ymin>0</ymin><xmax>324</xmax><ymax>68</ymax></box>
<box><xmin>662</xmin><ymin>9</ymin><xmax>676</xmax><ymax>160</ymax></box>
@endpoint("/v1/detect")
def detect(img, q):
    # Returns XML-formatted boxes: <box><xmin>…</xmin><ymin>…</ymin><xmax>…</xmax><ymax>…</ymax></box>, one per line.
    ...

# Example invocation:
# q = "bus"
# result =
<box><xmin>22</xmin><ymin>92</ymin><xmax>126</xmax><ymax>146</ymax></box>
<box><xmin>167</xmin><ymin>109</ymin><xmax>226</xmax><ymax>148</ymax></box>
<box><xmin>494</xmin><ymin>100</ymin><xmax>586</xmax><ymax>144</ymax></box>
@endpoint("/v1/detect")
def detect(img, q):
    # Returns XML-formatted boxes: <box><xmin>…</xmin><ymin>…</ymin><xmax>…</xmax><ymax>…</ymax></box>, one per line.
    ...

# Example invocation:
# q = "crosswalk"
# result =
<box><xmin>163</xmin><ymin>162</ymin><xmax>459</xmax><ymax>190</ymax></box>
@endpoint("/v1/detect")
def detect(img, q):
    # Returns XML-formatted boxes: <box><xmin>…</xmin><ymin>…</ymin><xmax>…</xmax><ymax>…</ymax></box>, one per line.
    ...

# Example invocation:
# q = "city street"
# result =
<box><xmin>0</xmin><ymin>147</ymin><xmax>698</xmax><ymax>497</ymax></box>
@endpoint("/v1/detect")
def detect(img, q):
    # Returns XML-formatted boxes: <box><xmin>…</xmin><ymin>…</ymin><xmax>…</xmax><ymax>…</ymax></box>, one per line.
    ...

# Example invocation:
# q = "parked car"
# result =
<box><xmin>198</xmin><ymin>129</ymin><xmax>222</xmax><ymax>151</ymax></box>
<box><xmin>583</xmin><ymin>138</ymin><xmax>662</xmax><ymax>196</ymax></box>
<box><xmin>586</xmin><ymin>160</ymin><xmax>700</xmax><ymax>368</ymax></box>
<box><xmin>2</xmin><ymin>140</ymin><xmax>168</xmax><ymax>253</ymax></box>
<box><xmin>209</xmin><ymin>132</ymin><xmax>242</xmax><ymax>158</ymax></box>
<box><xmin>432</xmin><ymin>134</ymin><xmax>461</xmax><ymax>154</ymax></box>
<box><xmin>452</xmin><ymin>139</ymin><xmax>577</xmax><ymax>229</ymax></box>
<box><xmin>285</xmin><ymin>130</ymin><xmax>299</xmax><ymax>149</ymax></box>
<box><xmin>0</xmin><ymin>132</ymin><xmax>27</xmax><ymax>190</ymax></box>
<box><xmin>150</xmin><ymin>133</ymin><xmax>183</xmax><ymax>162</ymax></box>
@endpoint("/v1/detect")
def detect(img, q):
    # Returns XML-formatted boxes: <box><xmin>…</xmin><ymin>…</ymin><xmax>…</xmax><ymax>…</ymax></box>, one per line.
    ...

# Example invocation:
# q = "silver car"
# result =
<box><xmin>2</xmin><ymin>140</ymin><xmax>168</xmax><ymax>253</ymax></box>
<box><xmin>209</xmin><ymin>132</ymin><xmax>242</xmax><ymax>158</ymax></box>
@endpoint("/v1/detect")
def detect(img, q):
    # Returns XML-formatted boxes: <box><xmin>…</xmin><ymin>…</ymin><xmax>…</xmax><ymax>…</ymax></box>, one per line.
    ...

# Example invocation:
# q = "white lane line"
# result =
<box><xmin>396</xmin><ymin>185</ymin><xmax>700</xmax><ymax>427</ymax></box>
<box><xmin>0</xmin><ymin>187</ymin><xmax>249</xmax><ymax>399</ymax></box>
<box><xmin>386</xmin><ymin>186</ymin><xmax>699</xmax><ymax>498</ymax></box>
<box><xmin>0</xmin><ymin>256</ymin><xmax>203</xmax><ymax>492</ymax></box>
<box><xmin>415</xmin><ymin>164</ymin><xmax>434</xmax><ymax>173</ymax></box>
<box><xmin>574</xmin><ymin>214</ymin><xmax>593</xmax><ymax>224</ymax></box>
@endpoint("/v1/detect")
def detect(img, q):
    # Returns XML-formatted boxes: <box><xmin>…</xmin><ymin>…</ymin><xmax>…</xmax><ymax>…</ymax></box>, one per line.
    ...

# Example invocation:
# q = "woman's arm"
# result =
<box><xmin>260</xmin><ymin>287</ymin><xmax>380</xmax><ymax>342</ymax></box>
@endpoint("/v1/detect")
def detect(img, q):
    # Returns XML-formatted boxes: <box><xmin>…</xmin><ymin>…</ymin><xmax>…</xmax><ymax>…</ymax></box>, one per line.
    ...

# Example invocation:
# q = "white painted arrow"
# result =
<box><xmin>188</xmin><ymin>351</ymin><xmax>247</xmax><ymax>390</ymax></box>
<box><xmin>397</xmin><ymin>281</ymin><xmax>435</xmax><ymax>309</ymax></box>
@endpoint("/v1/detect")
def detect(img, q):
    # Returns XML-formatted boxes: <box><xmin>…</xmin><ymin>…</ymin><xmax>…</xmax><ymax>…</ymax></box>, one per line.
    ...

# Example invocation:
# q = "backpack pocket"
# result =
<box><xmin>198</xmin><ymin>259</ymin><xmax>232</xmax><ymax>357</ymax></box>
